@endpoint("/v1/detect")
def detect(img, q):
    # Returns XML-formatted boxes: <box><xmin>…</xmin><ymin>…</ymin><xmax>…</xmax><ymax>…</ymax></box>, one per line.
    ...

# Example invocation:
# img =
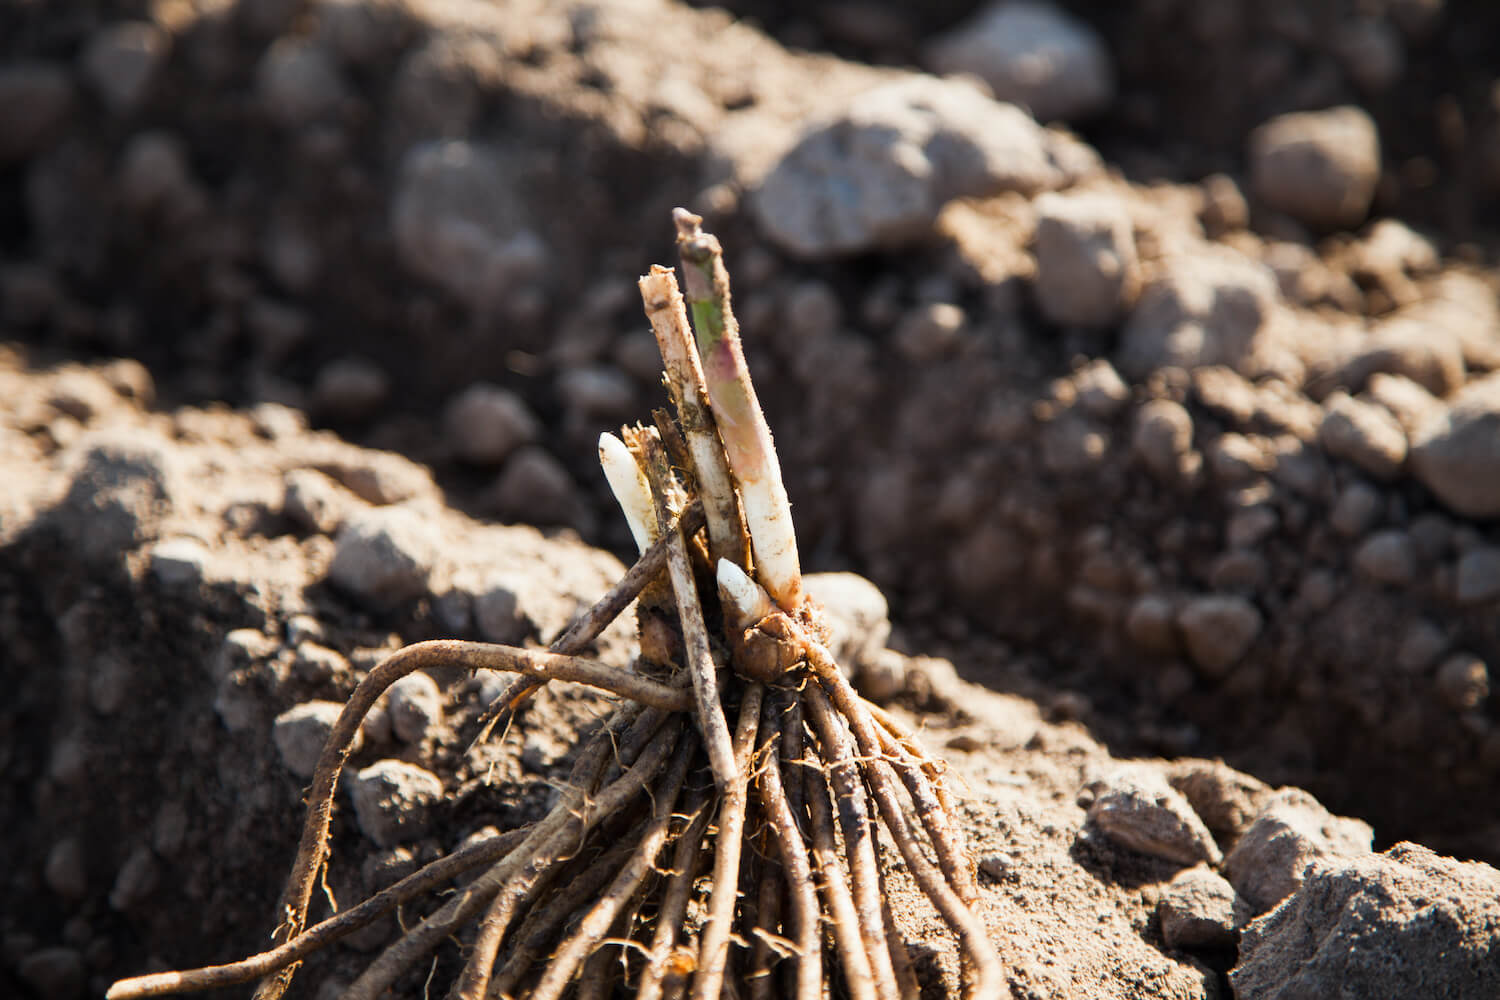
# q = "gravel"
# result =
<box><xmin>1248</xmin><ymin>106</ymin><xmax>1381</xmax><ymax>230</ymax></box>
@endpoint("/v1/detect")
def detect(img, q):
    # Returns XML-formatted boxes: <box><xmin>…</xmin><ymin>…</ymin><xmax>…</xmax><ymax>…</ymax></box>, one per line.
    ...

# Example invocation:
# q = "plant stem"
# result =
<box><xmin>674</xmin><ymin>208</ymin><xmax>803</xmax><ymax>611</ymax></box>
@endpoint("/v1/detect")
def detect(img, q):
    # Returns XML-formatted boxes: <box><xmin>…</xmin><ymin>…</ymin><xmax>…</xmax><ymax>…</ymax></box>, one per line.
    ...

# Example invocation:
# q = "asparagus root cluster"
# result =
<box><xmin>108</xmin><ymin>211</ymin><xmax>1002</xmax><ymax>1000</ymax></box>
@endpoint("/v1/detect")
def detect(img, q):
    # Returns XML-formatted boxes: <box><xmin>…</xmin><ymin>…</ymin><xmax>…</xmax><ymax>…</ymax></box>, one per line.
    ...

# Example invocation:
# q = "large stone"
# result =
<box><xmin>1409</xmin><ymin>371</ymin><xmax>1500</xmax><ymax>517</ymax></box>
<box><xmin>1117</xmin><ymin>245</ymin><xmax>1291</xmax><ymax>381</ymax></box>
<box><xmin>1231</xmin><ymin>843</ymin><xmax>1500</xmax><ymax>998</ymax></box>
<box><xmin>1222</xmin><ymin>788</ymin><xmax>1373</xmax><ymax>914</ymax></box>
<box><xmin>1031</xmin><ymin>190</ymin><xmax>1140</xmax><ymax>327</ymax></box>
<box><xmin>751</xmin><ymin>75</ymin><xmax>1071</xmax><ymax>257</ymax></box>
<box><xmin>1249</xmin><ymin>106</ymin><xmax>1381</xmax><ymax>230</ymax></box>
<box><xmin>924</xmin><ymin>1</ymin><xmax>1114</xmax><ymax>123</ymax></box>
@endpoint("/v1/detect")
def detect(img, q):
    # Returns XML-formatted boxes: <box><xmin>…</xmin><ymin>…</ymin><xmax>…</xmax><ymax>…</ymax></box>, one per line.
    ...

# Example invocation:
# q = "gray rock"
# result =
<box><xmin>1410</xmin><ymin>371</ymin><xmax>1500</xmax><ymax>517</ymax></box>
<box><xmin>1249</xmin><ymin>106</ymin><xmax>1381</xmax><ymax>230</ymax></box>
<box><xmin>444</xmin><ymin>383</ymin><xmax>539</xmax><ymax>465</ymax></box>
<box><xmin>1364</xmin><ymin>372</ymin><xmax>1443</xmax><ymax>435</ymax></box>
<box><xmin>1318</xmin><ymin>391</ymin><xmax>1407</xmax><ymax>480</ymax></box>
<box><xmin>293</xmin><ymin>641</ymin><xmax>349</xmax><ymax>684</ymax></box>
<box><xmin>313</xmin><ymin>357</ymin><xmax>390</xmax><ymax>421</ymax></box>
<box><xmin>924</xmin><ymin>1</ymin><xmax>1114</xmax><ymax>122</ymax></box>
<box><xmin>1352</xmin><ymin>529</ymin><xmax>1417</xmax><ymax>586</ymax></box>
<box><xmin>55</xmin><ymin>431</ymin><xmax>176</xmax><ymax>564</ymax></box>
<box><xmin>1230</xmin><ymin>843</ymin><xmax>1500</xmax><ymax>999</ymax></box>
<box><xmin>1031</xmin><ymin>190</ymin><xmax>1139</xmax><ymax>328</ymax></box>
<box><xmin>804</xmin><ymin>571</ymin><xmax>891</xmax><ymax>670</ymax></box>
<box><xmin>1132</xmin><ymin>399</ymin><xmax>1200</xmax><ymax>484</ymax></box>
<box><xmin>1455</xmin><ymin>546</ymin><xmax>1500</xmax><ymax>605</ymax></box>
<box><xmin>1222</xmin><ymin>788</ymin><xmax>1373</xmax><ymax>914</ymax></box>
<box><xmin>488</xmin><ymin>447</ymin><xmax>583</xmax><ymax>529</ymax></box>
<box><xmin>391</xmin><ymin>140</ymin><xmax>546</xmax><ymax>313</ymax></box>
<box><xmin>329</xmin><ymin>505</ymin><xmax>438</xmax><ymax>607</ymax></box>
<box><xmin>1335</xmin><ymin>319</ymin><xmax>1465</xmax><ymax>398</ymax></box>
<box><xmin>348</xmin><ymin>759</ymin><xmax>444</xmax><ymax>847</ymax></box>
<box><xmin>255</xmin><ymin>38</ymin><xmax>349</xmax><ymax>129</ymax></box>
<box><xmin>1434</xmin><ymin>653</ymin><xmax>1489</xmax><ymax>712</ymax></box>
<box><xmin>473</xmin><ymin>573</ymin><xmax>529</xmax><ymax>645</ymax></box>
<box><xmin>272</xmin><ymin>701</ymin><xmax>353</xmax><ymax>779</ymax></box>
<box><xmin>0</xmin><ymin>63</ymin><xmax>74</xmax><ymax>163</ymax></box>
<box><xmin>1176</xmin><ymin>595</ymin><xmax>1263</xmax><ymax>676</ymax></box>
<box><xmin>1084</xmin><ymin>765</ymin><xmax>1222</xmax><ymax>867</ymax></box>
<box><xmin>892</xmin><ymin>301</ymin><xmax>965</xmax><ymax>362</ymax></box>
<box><xmin>1071</xmin><ymin>359</ymin><xmax>1131</xmax><ymax>418</ymax></box>
<box><xmin>556</xmin><ymin>365</ymin><xmax>637</xmax><ymax>423</ymax></box>
<box><xmin>283</xmin><ymin>468</ymin><xmax>355</xmax><ymax>536</ymax></box>
<box><xmin>1117</xmin><ymin>245</ymin><xmax>1290</xmax><ymax>381</ymax></box>
<box><xmin>149</xmin><ymin>537</ymin><xmax>211</xmax><ymax>588</ymax></box>
<box><xmin>387</xmin><ymin>672</ymin><xmax>444</xmax><ymax>743</ymax></box>
<box><xmin>118</xmin><ymin>131</ymin><xmax>204</xmax><ymax>221</ymax></box>
<box><xmin>390</xmin><ymin>34</ymin><xmax>495</xmax><ymax>143</ymax></box>
<box><xmin>80</xmin><ymin>21</ymin><xmax>168</xmax><ymax>115</ymax></box>
<box><xmin>1157</xmin><ymin>866</ymin><xmax>1246</xmax><ymax>950</ymax></box>
<box><xmin>1334</xmin><ymin>18</ymin><xmax>1405</xmax><ymax>94</ymax></box>
<box><xmin>1332</xmin><ymin>479</ymin><xmax>1374</xmax><ymax>539</ymax></box>
<box><xmin>1124</xmin><ymin>593</ymin><xmax>1178</xmax><ymax>654</ymax></box>
<box><xmin>43</xmin><ymin>837</ymin><xmax>87</xmax><ymax>900</ymax></box>
<box><xmin>109</xmin><ymin>843</ymin><xmax>161</xmax><ymax>911</ymax></box>
<box><xmin>751</xmin><ymin>75</ymin><xmax>1067</xmax><ymax>257</ymax></box>
<box><xmin>1395</xmin><ymin>618</ymin><xmax>1447</xmax><ymax>673</ymax></box>
<box><xmin>1165</xmin><ymin>759</ymin><xmax>1274</xmax><ymax>842</ymax></box>
<box><xmin>316</xmin><ymin>0</ymin><xmax>416</xmax><ymax>67</ymax></box>
<box><xmin>17</xmin><ymin>946</ymin><xmax>85</xmax><ymax>1000</ymax></box>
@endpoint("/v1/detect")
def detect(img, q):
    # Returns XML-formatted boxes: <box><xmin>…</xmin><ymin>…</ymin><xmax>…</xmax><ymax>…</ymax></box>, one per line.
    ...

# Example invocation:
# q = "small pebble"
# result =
<box><xmin>1132</xmin><ymin>399</ymin><xmax>1200</xmax><ymax>484</ymax></box>
<box><xmin>1352</xmin><ymin>529</ymin><xmax>1418</xmax><ymax>586</ymax></box>
<box><xmin>108</xmin><ymin>844</ymin><xmax>161</xmax><ymax>911</ymax></box>
<box><xmin>1158</xmin><ymin>866</ymin><xmax>1245</xmax><ymax>950</ymax></box>
<box><xmin>1124</xmin><ymin>594</ymin><xmax>1177</xmax><ymax>654</ymax></box>
<box><xmin>44</xmin><ymin>838</ymin><xmax>87</xmax><ymax>900</ymax></box>
<box><xmin>1329</xmin><ymin>480</ymin><xmax>1383</xmax><ymax>537</ymax></box>
<box><xmin>18</xmin><ymin>946</ymin><xmax>85</xmax><ymax>1000</ymax></box>
<box><xmin>1176</xmin><ymin>595</ymin><xmax>1263</xmax><ymax>676</ymax></box>
<box><xmin>1031</xmin><ymin>190</ymin><xmax>1139</xmax><ymax>328</ymax></box>
<box><xmin>1222</xmin><ymin>788</ymin><xmax>1373</xmax><ymax>913</ymax></box>
<box><xmin>313</xmin><ymin>358</ymin><xmax>390</xmax><ymax>422</ymax></box>
<box><xmin>472</xmin><ymin>573</ymin><xmax>528</xmax><ymax>644</ymax></box>
<box><xmin>149</xmin><ymin>537</ymin><xmax>211</xmax><ymax>588</ymax></box>
<box><xmin>387</xmin><ymin>672</ymin><xmax>444</xmax><ymax>743</ymax></box>
<box><xmin>488</xmin><ymin>446</ymin><xmax>582</xmax><ymax>528</ymax></box>
<box><xmin>255</xmin><ymin>37</ymin><xmax>348</xmax><ymax>128</ymax></box>
<box><xmin>443</xmin><ymin>383</ymin><xmax>539</xmax><ymax>465</ymax></box>
<box><xmin>1084</xmin><ymin>765</ymin><xmax>1222</xmax><ymax>867</ymax></box>
<box><xmin>1319</xmin><ymin>392</ymin><xmax>1408</xmax><ymax>481</ymax></box>
<box><xmin>893</xmin><ymin>302</ymin><xmax>965</xmax><ymax>362</ymax></box>
<box><xmin>1454</xmin><ymin>546</ymin><xmax>1500</xmax><ymax>605</ymax></box>
<box><xmin>1249</xmin><ymin>106</ymin><xmax>1380</xmax><ymax>230</ymax></box>
<box><xmin>1071</xmin><ymin>359</ymin><xmax>1130</xmax><ymax>418</ymax></box>
<box><xmin>81</xmin><ymin>21</ymin><xmax>168</xmax><ymax>115</ymax></box>
<box><xmin>348</xmin><ymin>759</ymin><xmax>444</xmax><ymax>847</ymax></box>
<box><xmin>328</xmin><ymin>505</ymin><xmax>437</xmax><ymax>608</ymax></box>
<box><xmin>1395</xmin><ymin>619</ymin><xmax>1447</xmax><ymax>673</ymax></box>
<box><xmin>273</xmin><ymin>701</ymin><xmax>355</xmax><ymax>779</ymax></box>
<box><xmin>1435</xmin><ymin>654</ymin><xmax>1489</xmax><ymax>712</ymax></box>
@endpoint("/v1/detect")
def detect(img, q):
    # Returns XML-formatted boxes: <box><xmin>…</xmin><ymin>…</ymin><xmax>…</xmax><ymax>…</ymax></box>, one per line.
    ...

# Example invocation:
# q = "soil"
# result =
<box><xmin>2</xmin><ymin>1</ymin><xmax>1499</xmax><ymax>998</ymax></box>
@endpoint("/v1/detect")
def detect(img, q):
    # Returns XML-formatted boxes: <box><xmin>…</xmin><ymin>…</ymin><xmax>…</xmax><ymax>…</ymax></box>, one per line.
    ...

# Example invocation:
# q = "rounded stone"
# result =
<box><xmin>443</xmin><ymin>383</ymin><xmax>539</xmax><ymax>465</ymax></box>
<box><xmin>1031</xmin><ymin>190</ymin><xmax>1139</xmax><ymax>328</ymax></box>
<box><xmin>1249</xmin><ymin>106</ymin><xmax>1381</xmax><ymax>230</ymax></box>
<box><xmin>387</xmin><ymin>672</ymin><xmax>444</xmax><ymax>743</ymax></box>
<box><xmin>1176</xmin><ymin>595</ymin><xmax>1263</xmax><ymax>676</ymax></box>
<box><xmin>273</xmin><ymin>701</ymin><xmax>355</xmax><ymax>779</ymax></box>
<box><xmin>348</xmin><ymin>759</ymin><xmax>444</xmax><ymax>847</ymax></box>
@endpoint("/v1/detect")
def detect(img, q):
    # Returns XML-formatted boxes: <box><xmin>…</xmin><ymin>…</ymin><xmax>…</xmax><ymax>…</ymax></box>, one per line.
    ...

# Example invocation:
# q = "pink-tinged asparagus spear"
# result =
<box><xmin>673</xmin><ymin>208</ymin><xmax>804</xmax><ymax>612</ymax></box>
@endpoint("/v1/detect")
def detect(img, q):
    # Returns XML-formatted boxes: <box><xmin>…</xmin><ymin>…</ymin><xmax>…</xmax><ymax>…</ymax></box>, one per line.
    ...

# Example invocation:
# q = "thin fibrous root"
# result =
<box><xmin>635</xmin><ymin>781</ymin><xmax>712</xmax><ymax>1000</ymax></box>
<box><xmin>691</xmin><ymin>684</ymin><xmax>763</xmax><ymax>1000</ymax></box>
<box><xmin>528</xmin><ymin>736</ymin><xmax>696</xmax><ymax>1000</ymax></box>
<box><xmin>345</xmin><ymin>710</ymin><xmax>680</xmax><ymax>1000</ymax></box>
<box><xmin>753</xmin><ymin>694</ymin><xmax>821</xmax><ymax>1000</ymax></box>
